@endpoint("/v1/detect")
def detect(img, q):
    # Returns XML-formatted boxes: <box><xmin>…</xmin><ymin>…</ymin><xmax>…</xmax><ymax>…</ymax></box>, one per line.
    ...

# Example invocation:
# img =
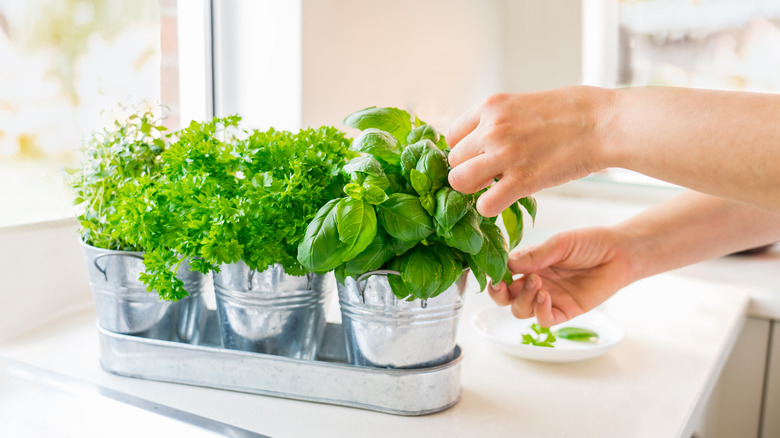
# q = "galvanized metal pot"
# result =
<box><xmin>80</xmin><ymin>241</ymin><xmax>208</xmax><ymax>343</ymax></box>
<box><xmin>338</xmin><ymin>271</ymin><xmax>468</xmax><ymax>369</ymax></box>
<box><xmin>212</xmin><ymin>262</ymin><xmax>333</xmax><ymax>359</ymax></box>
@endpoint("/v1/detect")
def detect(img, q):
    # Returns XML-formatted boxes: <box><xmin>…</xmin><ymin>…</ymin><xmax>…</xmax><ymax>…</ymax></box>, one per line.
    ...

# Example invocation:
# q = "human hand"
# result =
<box><xmin>487</xmin><ymin>227</ymin><xmax>636</xmax><ymax>326</ymax></box>
<box><xmin>446</xmin><ymin>86</ymin><xmax>613</xmax><ymax>217</ymax></box>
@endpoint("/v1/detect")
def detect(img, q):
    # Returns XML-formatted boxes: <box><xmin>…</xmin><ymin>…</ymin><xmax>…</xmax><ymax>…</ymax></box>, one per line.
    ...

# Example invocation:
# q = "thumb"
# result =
<box><xmin>508</xmin><ymin>234</ymin><xmax>569</xmax><ymax>273</ymax></box>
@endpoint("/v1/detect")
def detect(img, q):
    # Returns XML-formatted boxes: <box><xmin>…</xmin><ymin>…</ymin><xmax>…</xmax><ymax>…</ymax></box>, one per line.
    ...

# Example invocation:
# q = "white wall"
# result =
<box><xmin>301</xmin><ymin>0</ymin><xmax>582</xmax><ymax>130</ymax></box>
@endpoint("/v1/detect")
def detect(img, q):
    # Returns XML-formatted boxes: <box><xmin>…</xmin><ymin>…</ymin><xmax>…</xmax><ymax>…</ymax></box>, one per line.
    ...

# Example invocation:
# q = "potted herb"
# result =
<box><xmin>72</xmin><ymin>111</ymin><xmax>208</xmax><ymax>342</ymax></box>
<box><xmin>119</xmin><ymin>116</ymin><xmax>355</xmax><ymax>359</ymax></box>
<box><xmin>298</xmin><ymin>107</ymin><xmax>536</xmax><ymax>368</ymax></box>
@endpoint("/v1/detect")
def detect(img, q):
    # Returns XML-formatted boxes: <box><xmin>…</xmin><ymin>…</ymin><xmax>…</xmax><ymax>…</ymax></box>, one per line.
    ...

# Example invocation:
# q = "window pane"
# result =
<box><xmin>0</xmin><ymin>0</ymin><xmax>161</xmax><ymax>227</ymax></box>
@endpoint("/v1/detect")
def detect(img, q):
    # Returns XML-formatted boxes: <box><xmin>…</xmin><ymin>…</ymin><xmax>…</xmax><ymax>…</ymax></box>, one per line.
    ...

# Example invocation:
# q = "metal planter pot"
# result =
<box><xmin>80</xmin><ymin>241</ymin><xmax>208</xmax><ymax>343</ymax></box>
<box><xmin>338</xmin><ymin>271</ymin><xmax>468</xmax><ymax>369</ymax></box>
<box><xmin>212</xmin><ymin>262</ymin><xmax>333</xmax><ymax>360</ymax></box>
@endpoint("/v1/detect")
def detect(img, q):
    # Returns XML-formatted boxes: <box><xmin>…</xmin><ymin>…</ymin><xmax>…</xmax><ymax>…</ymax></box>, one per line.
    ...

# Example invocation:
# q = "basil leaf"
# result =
<box><xmin>343</xmin><ymin>107</ymin><xmax>412</xmax><ymax>143</ymax></box>
<box><xmin>500</xmin><ymin>202</ymin><xmax>524</xmax><ymax>249</ymax></box>
<box><xmin>387</xmin><ymin>255</ymin><xmax>412</xmax><ymax>300</ymax></box>
<box><xmin>434</xmin><ymin>187</ymin><xmax>472</xmax><ymax>231</ymax></box>
<box><xmin>389</xmin><ymin>235</ymin><xmax>417</xmax><ymax>256</ymax></box>
<box><xmin>297</xmin><ymin>199</ymin><xmax>349</xmax><ymax>272</ymax></box>
<box><xmin>336</xmin><ymin>198</ymin><xmax>377</xmax><ymax>262</ymax></box>
<box><xmin>420</xmin><ymin>193</ymin><xmax>435</xmax><ymax>216</ymax></box>
<box><xmin>519</xmin><ymin>195</ymin><xmax>537</xmax><ymax>225</ymax></box>
<box><xmin>334</xmin><ymin>263</ymin><xmax>347</xmax><ymax>285</ymax></box>
<box><xmin>400</xmin><ymin>140</ymin><xmax>430</xmax><ymax>180</ymax></box>
<box><xmin>343</xmin><ymin>155</ymin><xmax>388</xmax><ymax>181</ymax></box>
<box><xmin>554</xmin><ymin>327</ymin><xmax>599</xmax><ymax>343</ymax></box>
<box><xmin>362</xmin><ymin>185</ymin><xmax>389</xmax><ymax>205</ymax></box>
<box><xmin>431</xmin><ymin>243</ymin><xmax>462</xmax><ymax>296</ymax></box>
<box><xmin>406</xmin><ymin>124</ymin><xmax>440</xmax><ymax>144</ymax></box>
<box><xmin>343</xmin><ymin>183</ymin><xmax>364</xmax><ymax>200</ymax></box>
<box><xmin>344</xmin><ymin>227</ymin><xmax>395</xmax><ymax>276</ymax></box>
<box><xmin>463</xmin><ymin>252</ymin><xmax>487</xmax><ymax>292</ymax></box>
<box><xmin>401</xmin><ymin>246</ymin><xmax>442</xmax><ymax>299</ymax></box>
<box><xmin>376</xmin><ymin>193</ymin><xmax>433</xmax><ymax>242</ymax></box>
<box><xmin>442</xmin><ymin>208</ymin><xmax>483</xmax><ymax>254</ymax></box>
<box><xmin>415</xmin><ymin>147</ymin><xmax>448</xmax><ymax>191</ymax></box>
<box><xmin>350</xmin><ymin>128</ymin><xmax>401</xmax><ymax>164</ymax></box>
<box><xmin>473</xmin><ymin>220</ymin><xmax>509</xmax><ymax>286</ymax></box>
<box><xmin>435</xmin><ymin>134</ymin><xmax>449</xmax><ymax>151</ymax></box>
<box><xmin>410</xmin><ymin>168</ymin><xmax>431</xmax><ymax>196</ymax></box>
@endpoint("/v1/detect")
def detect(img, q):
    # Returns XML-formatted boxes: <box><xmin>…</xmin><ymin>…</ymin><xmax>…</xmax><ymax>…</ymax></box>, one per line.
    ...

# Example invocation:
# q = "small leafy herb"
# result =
<box><xmin>522</xmin><ymin>323</ymin><xmax>557</xmax><ymax>348</ymax></box>
<box><xmin>298</xmin><ymin>106</ymin><xmax>537</xmax><ymax>301</ymax></box>
<box><xmin>71</xmin><ymin>110</ymin><xmax>169</xmax><ymax>251</ymax></box>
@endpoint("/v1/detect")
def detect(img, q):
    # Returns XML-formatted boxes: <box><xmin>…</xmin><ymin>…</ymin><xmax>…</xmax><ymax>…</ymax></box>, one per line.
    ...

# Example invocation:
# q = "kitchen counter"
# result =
<box><xmin>1</xmin><ymin>187</ymin><xmax>776</xmax><ymax>437</ymax></box>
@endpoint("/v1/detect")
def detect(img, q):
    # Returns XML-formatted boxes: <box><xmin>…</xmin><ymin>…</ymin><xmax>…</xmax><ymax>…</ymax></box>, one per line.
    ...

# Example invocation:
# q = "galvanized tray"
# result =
<box><xmin>97</xmin><ymin>311</ymin><xmax>463</xmax><ymax>416</ymax></box>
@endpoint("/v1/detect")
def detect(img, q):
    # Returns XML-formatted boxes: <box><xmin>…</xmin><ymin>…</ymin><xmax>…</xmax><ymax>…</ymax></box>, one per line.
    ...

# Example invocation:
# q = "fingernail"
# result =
<box><xmin>524</xmin><ymin>274</ymin><xmax>537</xmax><ymax>291</ymax></box>
<box><xmin>536</xmin><ymin>290</ymin><xmax>545</xmax><ymax>304</ymax></box>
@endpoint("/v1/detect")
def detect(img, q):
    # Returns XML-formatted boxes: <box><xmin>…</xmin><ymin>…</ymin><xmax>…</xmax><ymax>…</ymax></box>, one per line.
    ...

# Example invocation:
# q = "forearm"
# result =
<box><xmin>600</xmin><ymin>87</ymin><xmax>780</xmax><ymax>212</ymax></box>
<box><xmin>616</xmin><ymin>191</ymin><xmax>780</xmax><ymax>282</ymax></box>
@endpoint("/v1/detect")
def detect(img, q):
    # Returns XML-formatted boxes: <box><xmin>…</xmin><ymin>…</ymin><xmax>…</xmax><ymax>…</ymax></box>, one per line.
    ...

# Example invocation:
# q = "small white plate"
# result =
<box><xmin>470</xmin><ymin>307</ymin><xmax>624</xmax><ymax>363</ymax></box>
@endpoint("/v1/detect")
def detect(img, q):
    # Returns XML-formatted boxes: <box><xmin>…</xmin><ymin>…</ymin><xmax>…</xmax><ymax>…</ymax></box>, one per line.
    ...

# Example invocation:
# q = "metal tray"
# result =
<box><xmin>98</xmin><ymin>311</ymin><xmax>462</xmax><ymax>416</ymax></box>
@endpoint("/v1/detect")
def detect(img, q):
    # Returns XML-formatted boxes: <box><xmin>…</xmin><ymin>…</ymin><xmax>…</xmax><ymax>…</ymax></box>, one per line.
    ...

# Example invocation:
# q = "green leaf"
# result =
<box><xmin>297</xmin><ymin>199</ymin><xmax>350</xmax><ymax>272</ymax></box>
<box><xmin>554</xmin><ymin>327</ymin><xmax>599</xmax><ymax>343</ymax></box>
<box><xmin>336</xmin><ymin>198</ymin><xmax>377</xmax><ymax>260</ymax></box>
<box><xmin>343</xmin><ymin>107</ymin><xmax>413</xmax><ymax>143</ymax></box>
<box><xmin>519</xmin><ymin>196</ymin><xmax>537</xmax><ymax>225</ymax></box>
<box><xmin>473</xmin><ymin>220</ymin><xmax>509</xmax><ymax>286</ymax></box>
<box><xmin>410</xmin><ymin>168</ymin><xmax>431</xmax><ymax>196</ymax></box>
<box><xmin>387</xmin><ymin>256</ymin><xmax>412</xmax><ymax>300</ymax></box>
<box><xmin>522</xmin><ymin>323</ymin><xmax>557</xmax><ymax>347</ymax></box>
<box><xmin>400</xmin><ymin>140</ymin><xmax>430</xmax><ymax>180</ymax></box>
<box><xmin>501</xmin><ymin>202</ymin><xmax>524</xmax><ymax>249</ymax></box>
<box><xmin>463</xmin><ymin>252</ymin><xmax>487</xmax><ymax>292</ymax></box>
<box><xmin>344</xmin><ymin>227</ymin><xmax>395</xmax><ymax>276</ymax></box>
<box><xmin>401</xmin><ymin>246</ymin><xmax>442</xmax><ymax>299</ymax></box>
<box><xmin>350</xmin><ymin>129</ymin><xmax>401</xmax><ymax>164</ymax></box>
<box><xmin>415</xmin><ymin>148</ymin><xmax>448</xmax><ymax>191</ymax></box>
<box><xmin>420</xmin><ymin>193</ymin><xmax>435</xmax><ymax>216</ymax></box>
<box><xmin>434</xmin><ymin>187</ymin><xmax>472</xmax><ymax>231</ymax></box>
<box><xmin>442</xmin><ymin>209</ymin><xmax>483</xmax><ymax>254</ymax></box>
<box><xmin>363</xmin><ymin>185</ymin><xmax>389</xmax><ymax>205</ymax></box>
<box><xmin>431</xmin><ymin>243</ymin><xmax>462</xmax><ymax>296</ymax></box>
<box><xmin>343</xmin><ymin>155</ymin><xmax>388</xmax><ymax>185</ymax></box>
<box><xmin>406</xmin><ymin>124</ymin><xmax>440</xmax><ymax>144</ymax></box>
<box><xmin>376</xmin><ymin>193</ymin><xmax>434</xmax><ymax>242</ymax></box>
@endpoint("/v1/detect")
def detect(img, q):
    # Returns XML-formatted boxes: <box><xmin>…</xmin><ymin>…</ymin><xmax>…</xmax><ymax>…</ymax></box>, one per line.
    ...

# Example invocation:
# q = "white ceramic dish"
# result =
<box><xmin>471</xmin><ymin>307</ymin><xmax>624</xmax><ymax>363</ymax></box>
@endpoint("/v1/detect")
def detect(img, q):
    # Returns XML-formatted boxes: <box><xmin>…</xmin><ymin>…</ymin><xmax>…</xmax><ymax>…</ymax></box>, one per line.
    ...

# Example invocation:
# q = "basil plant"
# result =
<box><xmin>297</xmin><ymin>107</ymin><xmax>536</xmax><ymax>301</ymax></box>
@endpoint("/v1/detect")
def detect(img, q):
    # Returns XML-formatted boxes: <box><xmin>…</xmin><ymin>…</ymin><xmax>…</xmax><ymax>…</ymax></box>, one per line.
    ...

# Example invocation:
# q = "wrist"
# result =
<box><xmin>591</xmin><ymin>86</ymin><xmax>623</xmax><ymax>169</ymax></box>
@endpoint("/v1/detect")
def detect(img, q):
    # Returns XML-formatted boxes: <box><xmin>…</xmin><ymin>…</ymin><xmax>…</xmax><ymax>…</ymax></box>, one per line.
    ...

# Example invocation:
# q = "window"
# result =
<box><xmin>0</xmin><ymin>0</ymin><xmax>165</xmax><ymax>227</ymax></box>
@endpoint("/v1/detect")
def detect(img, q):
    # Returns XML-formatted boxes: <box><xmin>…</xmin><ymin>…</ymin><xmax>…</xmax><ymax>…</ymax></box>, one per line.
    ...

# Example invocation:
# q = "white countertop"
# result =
<box><xmin>1</xmin><ymin>187</ymin><xmax>776</xmax><ymax>437</ymax></box>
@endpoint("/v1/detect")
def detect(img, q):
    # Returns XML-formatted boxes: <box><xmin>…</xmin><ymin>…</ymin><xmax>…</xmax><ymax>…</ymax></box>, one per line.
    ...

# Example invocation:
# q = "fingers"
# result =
<box><xmin>533</xmin><ymin>290</ymin><xmax>570</xmax><ymax>327</ymax></box>
<box><xmin>448</xmin><ymin>153</ymin><xmax>502</xmax><ymax>194</ymax></box>
<box><xmin>509</xmin><ymin>273</ymin><xmax>541</xmax><ymax>319</ymax></box>
<box><xmin>446</xmin><ymin>102</ymin><xmax>481</xmax><ymax>152</ymax></box>
<box><xmin>508</xmin><ymin>234</ymin><xmax>569</xmax><ymax>274</ymax></box>
<box><xmin>474</xmin><ymin>175</ymin><xmax>527</xmax><ymax>218</ymax></box>
<box><xmin>486</xmin><ymin>281</ymin><xmax>511</xmax><ymax>306</ymax></box>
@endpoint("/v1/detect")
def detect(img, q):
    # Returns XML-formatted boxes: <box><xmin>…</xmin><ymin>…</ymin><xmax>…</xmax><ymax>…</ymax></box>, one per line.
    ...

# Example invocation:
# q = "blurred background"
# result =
<box><xmin>2</xmin><ymin>0</ymin><xmax>780</xmax><ymax>227</ymax></box>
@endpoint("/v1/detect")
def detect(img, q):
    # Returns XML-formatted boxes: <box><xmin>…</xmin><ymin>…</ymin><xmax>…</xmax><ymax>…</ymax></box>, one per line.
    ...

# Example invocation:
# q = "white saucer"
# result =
<box><xmin>470</xmin><ymin>307</ymin><xmax>624</xmax><ymax>363</ymax></box>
